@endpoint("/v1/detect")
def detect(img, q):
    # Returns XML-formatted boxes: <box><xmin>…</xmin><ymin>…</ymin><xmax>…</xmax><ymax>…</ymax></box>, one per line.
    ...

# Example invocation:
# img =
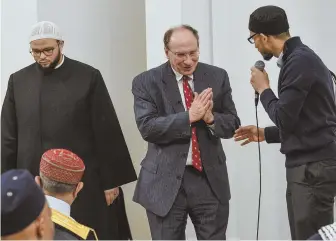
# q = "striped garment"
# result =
<box><xmin>318</xmin><ymin>222</ymin><xmax>336</xmax><ymax>240</ymax></box>
<box><xmin>331</xmin><ymin>71</ymin><xmax>336</xmax><ymax>95</ymax></box>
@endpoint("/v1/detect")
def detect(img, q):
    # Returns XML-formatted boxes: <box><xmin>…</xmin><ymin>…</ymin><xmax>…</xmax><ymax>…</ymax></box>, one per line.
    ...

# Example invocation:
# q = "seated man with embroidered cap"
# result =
<box><xmin>1</xmin><ymin>169</ymin><xmax>55</xmax><ymax>240</ymax></box>
<box><xmin>35</xmin><ymin>148</ymin><xmax>98</xmax><ymax>240</ymax></box>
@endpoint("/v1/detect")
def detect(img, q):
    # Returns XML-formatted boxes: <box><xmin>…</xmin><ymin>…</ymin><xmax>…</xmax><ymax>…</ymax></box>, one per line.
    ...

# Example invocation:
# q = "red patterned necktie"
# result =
<box><xmin>182</xmin><ymin>76</ymin><xmax>203</xmax><ymax>172</ymax></box>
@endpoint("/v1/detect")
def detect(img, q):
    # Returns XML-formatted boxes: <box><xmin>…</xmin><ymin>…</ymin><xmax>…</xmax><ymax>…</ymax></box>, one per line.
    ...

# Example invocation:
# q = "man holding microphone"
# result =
<box><xmin>234</xmin><ymin>5</ymin><xmax>336</xmax><ymax>240</ymax></box>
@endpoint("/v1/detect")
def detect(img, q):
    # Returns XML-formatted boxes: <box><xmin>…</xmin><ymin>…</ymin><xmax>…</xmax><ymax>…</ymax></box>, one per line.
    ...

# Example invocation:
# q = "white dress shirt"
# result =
<box><xmin>46</xmin><ymin>195</ymin><xmax>71</xmax><ymax>218</ymax></box>
<box><xmin>171</xmin><ymin>67</ymin><xmax>194</xmax><ymax>166</ymax></box>
<box><xmin>277</xmin><ymin>52</ymin><xmax>284</xmax><ymax>68</ymax></box>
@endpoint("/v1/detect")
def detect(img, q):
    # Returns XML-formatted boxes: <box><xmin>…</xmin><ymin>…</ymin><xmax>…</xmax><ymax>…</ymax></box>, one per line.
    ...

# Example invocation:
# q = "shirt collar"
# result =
<box><xmin>282</xmin><ymin>37</ymin><xmax>303</xmax><ymax>62</ymax></box>
<box><xmin>55</xmin><ymin>54</ymin><xmax>65</xmax><ymax>69</ymax></box>
<box><xmin>277</xmin><ymin>52</ymin><xmax>284</xmax><ymax>68</ymax></box>
<box><xmin>46</xmin><ymin>195</ymin><xmax>71</xmax><ymax>217</ymax></box>
<box><xmin>171</xmin><ymin>66</ymin><xmax>193</xmax><ymax>82</ymax></box>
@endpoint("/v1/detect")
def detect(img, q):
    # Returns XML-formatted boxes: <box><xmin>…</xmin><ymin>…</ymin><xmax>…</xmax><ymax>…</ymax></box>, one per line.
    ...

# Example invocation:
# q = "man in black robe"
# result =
<box><xmin>1</xmin><ymin>21</ymin><xmax>137</xmax><ymax>240</ymax></box>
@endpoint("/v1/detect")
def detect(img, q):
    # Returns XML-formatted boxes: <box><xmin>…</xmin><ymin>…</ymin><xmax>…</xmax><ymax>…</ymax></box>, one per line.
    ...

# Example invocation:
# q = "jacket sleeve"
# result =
<box><xmin>212</xmin><ymin>69</ymin><xmax>241</xmax><ymax>138</ymax></box>
<box><xmin>132</xmin><ymin>73</ymin><xmax>191</xmax><ymax>144</ymax></box>
<box><xmin>264</xmin><ymin>126</ymin><xmax>281</xmax><ymax>143</ymax></box>
<box><xmin>1</xmin><ymin>75</ymin><xmax>18</xmax><ymax>173</ymax></box>
<box><xmin>90</xmin><ymin>70</ymin><xmax>137</xmax><ymax>190</ymax></box>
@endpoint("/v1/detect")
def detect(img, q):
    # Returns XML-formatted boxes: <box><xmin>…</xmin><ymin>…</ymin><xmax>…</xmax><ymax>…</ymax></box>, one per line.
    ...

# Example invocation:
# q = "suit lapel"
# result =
<box><xmin>162</xmin><ymin>63</ymin><xmax>185</xmax><ymax>113</ymax></box>
<box><xmin>162</xmin><ymin>62</ymin><xmax>208</xmax><ymax>113</ymax></box>
<box><xmin>193</xmin><ymin>64</ymin><xmax>208</xmax><ymax>94</ymax></box>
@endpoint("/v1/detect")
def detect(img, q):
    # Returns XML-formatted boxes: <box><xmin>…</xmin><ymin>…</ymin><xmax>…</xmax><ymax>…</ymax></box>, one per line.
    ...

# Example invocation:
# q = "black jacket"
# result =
<box><xmin>261</xmin><ymin>37</ymin><xmax>336</xmax><ymax>167</ymax></box>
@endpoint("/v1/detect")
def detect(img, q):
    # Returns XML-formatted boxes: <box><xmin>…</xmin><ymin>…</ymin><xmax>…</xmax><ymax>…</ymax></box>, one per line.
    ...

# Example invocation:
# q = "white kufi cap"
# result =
<box><xmin>29</xmin><ymin>21</ymin><xmax>63</xmax><ymax>42</ymax></box>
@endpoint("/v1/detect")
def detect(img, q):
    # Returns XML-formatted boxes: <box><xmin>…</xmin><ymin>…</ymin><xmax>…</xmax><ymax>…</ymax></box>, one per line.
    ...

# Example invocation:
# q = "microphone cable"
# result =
<box><xmin>255</xmin><ymin>96</ymin><xmax>262</xmax><ymax>240</ymax></box>
<box><xmin>253</xmin><ymin>60</ymin><xmax>265</xmax><ymax>240</ymax></box>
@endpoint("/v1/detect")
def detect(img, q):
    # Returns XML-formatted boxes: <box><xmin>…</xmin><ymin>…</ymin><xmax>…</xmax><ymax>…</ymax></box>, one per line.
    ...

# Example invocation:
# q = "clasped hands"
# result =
<box><xmin>189</xmin><ymin>88</ymin><xmax>214</xmax><ymax>124</ymax></box>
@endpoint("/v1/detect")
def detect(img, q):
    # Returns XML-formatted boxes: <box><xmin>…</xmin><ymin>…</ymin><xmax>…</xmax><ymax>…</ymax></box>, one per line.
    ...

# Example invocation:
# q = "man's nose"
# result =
<box><xmin>39</xmin><ymin>52</ymin><xmax>47</xmax><ymax>59</ymax></box>
<box><xmin>184</xmin><ymin>55</ymin><xmax>193</xmax><ymax>65</ymax></box>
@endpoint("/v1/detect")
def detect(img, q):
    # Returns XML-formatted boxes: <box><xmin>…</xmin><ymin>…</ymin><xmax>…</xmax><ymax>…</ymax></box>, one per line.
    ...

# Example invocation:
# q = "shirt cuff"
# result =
<box><xmin>207</xmin><ymin>123</ymin><xmax>215</xmax><ymax>135</ymax></box>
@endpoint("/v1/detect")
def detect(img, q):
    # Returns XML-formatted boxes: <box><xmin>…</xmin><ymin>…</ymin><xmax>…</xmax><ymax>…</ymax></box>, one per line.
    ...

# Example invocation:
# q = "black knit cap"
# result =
<box><xmin>1</xmin><ymin>169</ymin><xmax>46</xmax><ymax>236</ymax></box>
<box><xmin>249</xmin><ymin>5</ymin><xmax>289</xmax><ymax>35</ymax></box>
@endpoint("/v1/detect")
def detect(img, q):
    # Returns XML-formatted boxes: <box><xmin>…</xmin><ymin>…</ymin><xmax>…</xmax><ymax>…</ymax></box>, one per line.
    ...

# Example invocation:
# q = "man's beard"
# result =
<box><xmin>261</xmin><ymin>52</ymin><xmax>273</xmax><ymax>61</ymax></box>
<box><xmin>38</xmin><ymin>50</ymin><xmax>61</xmax><ymax>74</ymax></box>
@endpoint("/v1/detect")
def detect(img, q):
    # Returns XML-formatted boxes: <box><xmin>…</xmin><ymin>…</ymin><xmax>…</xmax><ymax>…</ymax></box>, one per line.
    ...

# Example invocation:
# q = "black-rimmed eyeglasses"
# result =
<box><xmin>30</xmin><ymin>42</ymin><xmax>60</xmax><ymax>57</ymax></box>
<box><xmin>168</xmin><ymin>48</ymin><xmax>199</xmax><ymax>60</ymax></box>
<box><xmin>247</xmin><ymin>33</ymin><xmax>258</xmax><ymax>44</ymax></box>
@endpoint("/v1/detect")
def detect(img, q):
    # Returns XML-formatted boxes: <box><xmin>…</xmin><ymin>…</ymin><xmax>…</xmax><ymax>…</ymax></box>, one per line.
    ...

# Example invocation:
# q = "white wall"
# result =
<box><xmin>1</xmin><ymin>0</ymin><xmax>38</xmax><ymax>104</ymax></box>
<box><xmin>145</xmin><ymin>0</ymin><xmax>213</xmax><ymax>69</ymax></box>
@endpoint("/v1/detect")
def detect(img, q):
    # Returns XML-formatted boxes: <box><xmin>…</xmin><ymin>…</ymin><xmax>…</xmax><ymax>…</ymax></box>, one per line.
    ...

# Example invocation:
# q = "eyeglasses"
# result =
<box><xmin>168</xmin><ymin>49</ymin><xmax>199</xmax><ymax>60</ymax></box>
<box><xmin>30</xmin><ymin>44</ymin><xmax>58</xmax><ymax>57</ymax></box>
<box><xmin>247</xmin><ymin>33</ymin><xmax>258</xmax><ymax>44</ymax></box>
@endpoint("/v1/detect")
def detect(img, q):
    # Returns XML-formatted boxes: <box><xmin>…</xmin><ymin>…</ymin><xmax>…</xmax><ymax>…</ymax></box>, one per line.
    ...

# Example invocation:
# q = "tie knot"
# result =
<box><xmin>183</xmin><ymin>75</ymin><xmax>191</xmax><ymax>82</ymax></box>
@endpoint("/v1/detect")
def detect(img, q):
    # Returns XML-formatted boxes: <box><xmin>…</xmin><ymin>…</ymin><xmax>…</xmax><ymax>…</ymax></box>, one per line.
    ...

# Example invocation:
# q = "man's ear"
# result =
<box><xmin>35</xmin><ymin>212</ymin><xmax>45</xmax><ymax>240</ymax></box>
<box><xmin>259</xmin><ymin>33</ymin><xmax>268</xmax><ymax>42</ymax></box>
<box><xmin>59</xmin><ymin>41</ymin><xmax>64</xmax><ymax>52</ymax></box>
<box><xmin>74</xmin><ymin>182</ymin><xmax>84</xmax><ymax>198</ymax></box>
<box><xmin>35</xmin><ymin>176</ymin><xmax>42</xmax><ymax>187</ymax></box>
<box><xmin>164</xmin><ymin>48</ymin><xmax>169</xmax><ymax>59</ymax></box>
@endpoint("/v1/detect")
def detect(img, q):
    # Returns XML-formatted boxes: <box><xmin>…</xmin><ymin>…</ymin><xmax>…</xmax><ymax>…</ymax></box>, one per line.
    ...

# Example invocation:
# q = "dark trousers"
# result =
<box><xmin>146</xmin><ymin>166</ymin><xmax>229</xmax><ymax>240</ymax></box>
<box><xmin>307</xmin><ymin>233</ymin><xmax>322</xmax><ymax>240</ymax></box>
<box><xmin>286</xmin><ymin>159</ymin><xmax>336</xmax><ymax>240</ymax></box>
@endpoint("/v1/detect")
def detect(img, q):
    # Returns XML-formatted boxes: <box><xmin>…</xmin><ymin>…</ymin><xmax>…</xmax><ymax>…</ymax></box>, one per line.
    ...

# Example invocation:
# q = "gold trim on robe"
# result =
<box><xmin>51</xmin><ymin>208</ymin><xmax>98</xmax><ymax>240</ymax></box>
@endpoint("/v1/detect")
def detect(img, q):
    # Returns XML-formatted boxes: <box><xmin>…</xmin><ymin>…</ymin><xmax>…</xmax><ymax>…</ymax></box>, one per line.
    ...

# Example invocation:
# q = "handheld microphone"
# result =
<box><xmin>254</xmin><ymin>60</ymin><xmax>265</xmax><ymax>106</ymax></box>
<box><xmin>253</xmin><ymin>60</ymin><xmax>265</xmax><ymax>240</ymax></box>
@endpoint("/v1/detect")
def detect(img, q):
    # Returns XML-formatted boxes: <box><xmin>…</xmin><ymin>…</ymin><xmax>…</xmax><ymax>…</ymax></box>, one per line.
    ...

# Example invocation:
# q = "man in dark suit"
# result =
<box><xmin>132</xmin><ymin>24</ymin><xmax>240</xmax><ymax>240</ymax></box>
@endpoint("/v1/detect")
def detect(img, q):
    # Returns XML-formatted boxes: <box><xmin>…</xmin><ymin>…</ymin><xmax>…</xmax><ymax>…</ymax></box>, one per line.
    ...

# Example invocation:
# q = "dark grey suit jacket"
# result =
<box><xmin>132</xmin><ymin>61</ymin><xmax>240</xmax><ymax>217</ymax></box>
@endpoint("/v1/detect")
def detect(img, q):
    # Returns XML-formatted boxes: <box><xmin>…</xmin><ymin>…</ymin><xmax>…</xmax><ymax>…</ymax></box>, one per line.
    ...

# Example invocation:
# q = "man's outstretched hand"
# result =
<box><xmin>234</xmin><ymin>125</ymin><xmax>265</xmax><ymax>146</ymax></box>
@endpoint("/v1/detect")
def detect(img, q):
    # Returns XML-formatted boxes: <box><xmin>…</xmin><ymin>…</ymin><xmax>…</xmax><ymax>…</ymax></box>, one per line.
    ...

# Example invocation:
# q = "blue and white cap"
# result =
<box><xmin>1</xmin><ymin>169</ymin><xmax>46</xmax><ymax>236</ymax></box>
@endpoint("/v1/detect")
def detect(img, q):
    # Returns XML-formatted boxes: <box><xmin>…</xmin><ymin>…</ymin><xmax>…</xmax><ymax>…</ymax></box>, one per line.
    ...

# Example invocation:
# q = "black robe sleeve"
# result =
<box><xmin>90</xmin><ymin>69</ymin><xmax>137</xmax><ymax>190</ymax></box>
<box><xmin>1</xmin><ymin>75</ymin><xmax>18</xmax><ymax>173</ymax></box>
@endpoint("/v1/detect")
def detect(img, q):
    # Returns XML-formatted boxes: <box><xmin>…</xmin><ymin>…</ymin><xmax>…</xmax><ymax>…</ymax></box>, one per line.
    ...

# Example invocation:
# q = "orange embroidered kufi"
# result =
<box><xmin>40</xmin><ymin>149</ymin><xmax>85</xmax><ymax>184</ymax></box>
